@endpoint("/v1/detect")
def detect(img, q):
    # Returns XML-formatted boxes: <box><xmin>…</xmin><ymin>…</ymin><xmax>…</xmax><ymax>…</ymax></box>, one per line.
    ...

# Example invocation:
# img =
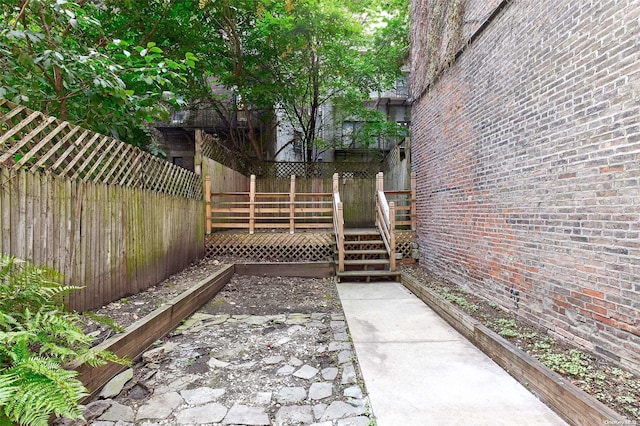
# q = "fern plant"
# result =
<box><xmin>0</xmin><ymin>255</ymin><xmax>127</xmax><ymax>426</ymax></box>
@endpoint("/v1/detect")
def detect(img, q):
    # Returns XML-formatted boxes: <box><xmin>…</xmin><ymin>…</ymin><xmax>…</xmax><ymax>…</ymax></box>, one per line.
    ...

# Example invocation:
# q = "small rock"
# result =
<box><xmin>83</xmin><ymin>400</ymin><xmax>112</xmax><ymax>421</ymax></box>
<box><xmin>341</xmin><ymin>363</ymin><xmax>357</xmax><ymax>385</ymax></box>
<box><xmin>241</xmin><ymin>316</ymin><xmax>269</xmax><ymax>325</ymax></box>
<box><xmin>289</xmin><ymin>356</ymin><xmax>304</xmax><ymax>367</ymax></box>
<box><xmin>99</xmin><ymin>369</ymin><xmax>133</xmax><ymax>399</ymax></box>
<box><xmin>293</xmin><ymin>364</ymin><xmax>319</xmax><ymax>380</ymax></box>
<box><xmin>343</xmin><ymin>385</ymin><xmax>363</xmax><ymax>399</ymax></box>
<box><xmin>334</xmin><ymin>331</ymin><xmax>349</xmax><ymax>341</ymax></box>
<box><xmin>328</xmin><ymin>342</ymin><xmax>351</xmax><ymax>352</ymax></box>
<box><xmin>180</xmin><ymin>387</ymin><xmax>225</xmax><ymax>405</ymax></box>
<box><xmin>321</xmin><ymin>367</ymin><xmax>339</xmax><ymax>381</ymax></box>
<box><xmin>98</xmin><ymin>401</ymin><xmax>135</xmax><ymax>422</ymax></box>
<box><xmin>222</xmin><ymin>404</ymin><xmax>269</xmax><ymax>425</ymax></box>
<box><xmin>331</xmin><ymin>314</ymin><xmax>345</xmax><ymax>321</ymax></box>
<box><xmin>208</xmin><ymin>357</ymin><xmax>230</xmax><ymax>368</ymax></box>
<box><xmin>252</xmin><ymin>391</ymin><xmax>272</xmax><ymax>405</ymax></box>
<box><xmin>330</xmin><ymin>320</ymin><xmax>346</xmax><ymax>330</ymax></box>
<box><xmin>338</xmin><ymin>417</ymin><xmax>371</xmax><ymax>426</ymax></box>
<box><xmin>275</xmin><ymin>405</ymin><xmax>314</xmax><ymax>424</ymax></box>
<box><xmin>142</xmin><ymin>347</ymin><xmax>166</xmax><ymax>364</ymax></box>
<box><xmin>276</xmin><ymin>387</ymin><xmax>307</xmax><ymax>404</ymax></box>
<box><xmin>263</xmin><ymin>355</ymin><xmax>285</xmax><ymax>365</ymax></box>
<box><xmin>313</xmin><ymin>403</ymin><xmax>328</xmax><ymax>421</ymax></box>
<box><xmin>320</xmin><ymin>401</ymin><xmax>366</xmax><ymax>421</ymax></box>
<box><xmin>190</xmin><ymin>313</ymin><xmax>215</xmax><ymax>322</ymax></box>
<box><xmin>175</xmin><ymin>403</ymin><xmax>227</xmax><ymax>424</ymax></box>
<box><xmin>136</xmin><ymin>391</ymin><xmax>184</xmax><ymax>421</ymax></box>
<box><xmin>338</xmin><ymin>350</ymin><xmax>353</xmax><ymax>365</ymax></box>
<box><xmin>277</xmin><ymin>365</ymin><xmax>296</xmax><ymax>376</ymax></box>
<box><xmin>205</xmin><ymin>314</ymin><xmax>229</xmax><ymax>325</ymax></box>
<box><xmin>308</xmin><ymin>382</ymin><xmax>333</xmax><ymax>400</ymax></box>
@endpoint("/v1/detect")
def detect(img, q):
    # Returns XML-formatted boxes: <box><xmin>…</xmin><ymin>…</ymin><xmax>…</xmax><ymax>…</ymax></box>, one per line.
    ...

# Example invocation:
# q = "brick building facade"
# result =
<box><xmin>409</xmin><ymin>0</ymin><xmax>640</xmax><ymax>373</ymax></box>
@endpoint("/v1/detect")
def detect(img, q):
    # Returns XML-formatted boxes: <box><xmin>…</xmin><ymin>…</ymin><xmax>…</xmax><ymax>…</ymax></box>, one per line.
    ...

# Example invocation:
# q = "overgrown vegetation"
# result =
<box><xmin>401</xmin><ymin>265</ymin><xmax>640</xmax><ymax>421</ymax></box>
<box><xmin>0</xmin><ymin>255</ymin><xmax>127</xmax><ymax>426</ymax></box>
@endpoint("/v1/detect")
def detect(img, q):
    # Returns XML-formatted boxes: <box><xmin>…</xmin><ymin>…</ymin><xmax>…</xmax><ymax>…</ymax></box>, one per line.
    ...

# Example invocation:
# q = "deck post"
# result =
<box><xmin>410</xmin><ymin>172</ymin><xmax>417</xmax><ymax>231</ymax></box>
<box><xmin>389</xmin><ymin>201</ymin><xmax>396</xmax><ymax>271</ymax></box>
<box><xmin>289</xmin><ymin>175</ymin><xmax>296</xmax><ymax>234</ymax></box>
<box><xmin>205</xmin><ymin>175</ymin><xmax>211</xmax><ymax>234</ymax></box>
<box><xmin>249</xmin><ymin>175</ymin><xmax>256</xmax><ymax>234</ymax></box>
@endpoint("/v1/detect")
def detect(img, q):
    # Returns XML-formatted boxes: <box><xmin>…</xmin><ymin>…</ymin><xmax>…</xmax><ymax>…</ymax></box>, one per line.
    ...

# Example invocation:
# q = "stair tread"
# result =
<box><xmin>344</xmin><ymin>249</ymin><xmax>387</xmax><ymax>254</ymax></box>
<box><xmin>344</xmin><ymin>240</ymin><xmax>384</xmax><ymax>245</ymax></box>
<box><xmin>343</xmin><ymin>259</ymin><xmax>390</xmax><ymax>265</ymax></box>
<box><xmin>337</xmin><ymin>270</ymin><xmax>400</xmax><ymax>277</ymax></box>
<box><xmin>343</xmin><ymin>228</ymin><xmax>380</xmax><ymax>236</ymax></box>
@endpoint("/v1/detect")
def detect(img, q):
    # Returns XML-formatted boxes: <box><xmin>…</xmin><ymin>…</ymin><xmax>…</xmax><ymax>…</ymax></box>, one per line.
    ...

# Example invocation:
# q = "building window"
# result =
<box><xmin>341</xmin><ymin>121</ymin><xmax>363</xmax><ymax>148</ymax></box>
<box><xmin>172</xmin><ymin>157</ymin><xmax>184</xmax><ymax>167</ymax></box>
<box><xmin>170</xmin><ymin>110</ymin><xmax>188</xmax><ymax>124</ymax></box>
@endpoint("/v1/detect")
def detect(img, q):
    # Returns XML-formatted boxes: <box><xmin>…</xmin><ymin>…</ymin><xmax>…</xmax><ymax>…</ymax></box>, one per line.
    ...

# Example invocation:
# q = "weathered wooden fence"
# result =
<box><xmin>1</xmin><ymin>101</ymin><xmax>204</xmax><ymax>312</ymax></box>
<box><xmin>257</xmin><ymin>176</ymin><xmax>376</xmax><ymax>227</ymax></box>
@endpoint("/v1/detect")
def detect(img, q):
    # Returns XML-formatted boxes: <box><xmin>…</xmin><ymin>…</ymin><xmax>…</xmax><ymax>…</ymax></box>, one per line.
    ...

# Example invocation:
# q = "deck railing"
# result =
<box><xmin>206</xmin><ymin>174</ymin><xmax>334</xmax><ymax>234</ymax></box>
<box><xmin>376</xmin><ymin>173</ymin><xmax>397</xmax><ymax>271</ymax></box>
<box><xmin>332</xmin><ymin>173</ymin><xmax>345</xmax><ymax>272</ymax></box>
<box><xmin>375</xmin><ymin>171</ymin><xmax>417</xmax><ymax>271</ymax></box>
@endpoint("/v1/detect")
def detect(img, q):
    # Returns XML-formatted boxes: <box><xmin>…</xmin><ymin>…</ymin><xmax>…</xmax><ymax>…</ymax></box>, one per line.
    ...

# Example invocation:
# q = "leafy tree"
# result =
<box><xmin>0</xmin><ymin>255</ymin><xmax>127</xmax><ymax>426</ymax></box>
<box><xmin>198</xmin><ymin>0</ymin><xmax>409</xmax><ymax>161</ymax></box>
<box><xmin>0</xmin><ymin>0</ymin><xmax>195</xmax><ymax>147</ymax></box>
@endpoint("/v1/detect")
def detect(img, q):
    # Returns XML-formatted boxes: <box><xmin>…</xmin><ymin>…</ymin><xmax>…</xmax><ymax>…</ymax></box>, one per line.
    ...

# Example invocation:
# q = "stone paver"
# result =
<box><xmin>293</xmin><ymin>364</ymin><xmax>319</xmax><ymax>379</ymax></box>
<box><xmin>222</xmin><ymin>404</ymin><xmax>269</xmax><ymax>425</ymax></box>
<box><xmin>276</xmin><ymin>386</ymin><xmax>307</xmax><ymax>404</ymax></box>
<box><xmin>175</xmin><ymin>403</ymin><xmax>227</xmax><ymax>424</ymax></box>
<box><xmin>275</xmin><ymin>405</ymin><xmax>314</xmax><ymax>424</ymax></box>
<box><xmin>309</xmin><ymin>382</ymin><xmax>333</xmax><ymax>400</ymax></box>
<box><xmin>71</xmin><ymin>312</ymin><xmax>375</xmax><ymax>426</ymax></box>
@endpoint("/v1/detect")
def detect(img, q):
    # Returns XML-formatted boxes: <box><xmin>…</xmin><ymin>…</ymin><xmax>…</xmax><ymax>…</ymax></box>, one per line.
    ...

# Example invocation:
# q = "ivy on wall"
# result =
<box><xmin>410</xmin><ymin>0</ymin><xmax>466</xmax><ymax>98</ymax></box>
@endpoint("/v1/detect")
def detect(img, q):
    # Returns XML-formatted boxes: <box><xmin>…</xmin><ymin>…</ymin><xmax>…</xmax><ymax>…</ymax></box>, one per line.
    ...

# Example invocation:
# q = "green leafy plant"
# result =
<box><xmin>0</xmin><ymin>255</ymin><xmax>128</xmax><ymax>426</ymax></box>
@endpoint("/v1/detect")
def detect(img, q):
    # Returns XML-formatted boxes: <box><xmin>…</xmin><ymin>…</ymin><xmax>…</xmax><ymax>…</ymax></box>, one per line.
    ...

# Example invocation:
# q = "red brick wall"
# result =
<box><xmin>410</xmin><ymin>0</ymin><xmax>640</xmax><ymax>373</ymax></box>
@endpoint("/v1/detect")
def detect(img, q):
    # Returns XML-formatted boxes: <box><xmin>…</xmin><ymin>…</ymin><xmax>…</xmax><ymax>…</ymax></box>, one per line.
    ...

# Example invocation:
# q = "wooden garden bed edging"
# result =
<box><xmin>400</xmin><ymin>273</ymin><xmax>626</xmax><ymax>426</ymax></box>
<box><xmin>75</xmin><ymin>265</ymin><xmax>234</xmax><ymax>396</ymax></box>
<box><xmin>234</xmin><ymin>261</ymin><xmax>334</xmax><ymax>278</ymax></box>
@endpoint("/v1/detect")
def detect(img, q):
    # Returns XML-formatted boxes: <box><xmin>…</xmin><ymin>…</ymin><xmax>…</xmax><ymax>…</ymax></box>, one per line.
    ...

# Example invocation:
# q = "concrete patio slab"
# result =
<box><xmin>338</xmin><ymin>282</ymin><xmax>568</xmax><ymax>426</ymax></box>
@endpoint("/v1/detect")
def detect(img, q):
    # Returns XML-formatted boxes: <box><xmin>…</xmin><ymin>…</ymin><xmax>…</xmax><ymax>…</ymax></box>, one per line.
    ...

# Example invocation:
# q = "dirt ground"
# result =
<box><xmin>84</xmin><ymin>258</ymin><xmax>341</xmax><ymax>345</ymax></box>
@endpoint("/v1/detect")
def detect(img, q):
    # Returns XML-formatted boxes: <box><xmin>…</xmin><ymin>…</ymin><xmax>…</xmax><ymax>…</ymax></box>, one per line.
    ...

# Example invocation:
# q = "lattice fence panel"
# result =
<box><xmin>205</xmin><ymin>232</ymin><xmax>335</xmax><ymax>261</ymax></box>
<box><xmin>396</xmin><ymin>231</ymin><xmax>418</xmax><ymax>260</ymax></box>
<box><xmin>0</xmin><ymin>100</ymin><xmax>202</xmax><ymax>199</ymax></box>
<box><xmin>244</xmin><ymin>161</ymin><xmax>380</xmax><ymax>179</ymax></box>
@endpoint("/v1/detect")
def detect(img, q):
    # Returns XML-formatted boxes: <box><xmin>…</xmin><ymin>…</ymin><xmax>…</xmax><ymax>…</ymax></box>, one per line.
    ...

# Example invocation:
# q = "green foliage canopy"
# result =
<box><xmin>0</xmin><ymin>0</ymin><xmax>196</xmax><ymax>146</ymax></box>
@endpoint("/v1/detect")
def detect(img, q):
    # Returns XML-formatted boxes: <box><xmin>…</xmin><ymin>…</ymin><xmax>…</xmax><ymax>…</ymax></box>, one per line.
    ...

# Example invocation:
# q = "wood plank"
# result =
<box><xmin>0</xmin><ymin>112</ymin><xmax>49</xmax><ymax>161</ymax></box>
<box><xmin>75</xmin><ymin>266</ymin><xmax>233</xmax><ymax>397</ymax></box>
<box><xmin>235</xmin><ymin>262</ymin><xmax>333</xmax><ymax>278</ymax></box>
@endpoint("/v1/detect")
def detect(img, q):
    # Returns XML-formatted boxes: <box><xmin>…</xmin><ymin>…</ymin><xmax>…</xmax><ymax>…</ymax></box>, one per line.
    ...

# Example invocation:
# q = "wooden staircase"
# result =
<box><xmin>336</xmin><ymin>228</ymin><xmax>400</xmax><ymax>282</ymax></box>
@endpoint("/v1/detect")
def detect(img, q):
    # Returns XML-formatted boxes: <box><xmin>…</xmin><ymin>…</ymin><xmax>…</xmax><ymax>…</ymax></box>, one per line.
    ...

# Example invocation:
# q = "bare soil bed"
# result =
<box><xmin>400</xmin><ymin>264</ymin><xmax>640</xmax><ymax>422</ymax></box>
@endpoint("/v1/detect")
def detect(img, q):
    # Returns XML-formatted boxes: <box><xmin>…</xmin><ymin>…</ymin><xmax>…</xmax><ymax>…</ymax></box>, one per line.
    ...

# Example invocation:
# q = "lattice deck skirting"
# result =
<box><xmin>205</xmin><ymin>230</ymin><xmax>418</xmax><ymax>263</ymax></box>
<box><xmin>205</xmin><ymin>232</ymin><xmax>336</xmax><ymax>261</ymax></box>
<box><xmin>396</xmin><ymin>230</ymin><xmax>419</xmax><ymax>260</ymax></box>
